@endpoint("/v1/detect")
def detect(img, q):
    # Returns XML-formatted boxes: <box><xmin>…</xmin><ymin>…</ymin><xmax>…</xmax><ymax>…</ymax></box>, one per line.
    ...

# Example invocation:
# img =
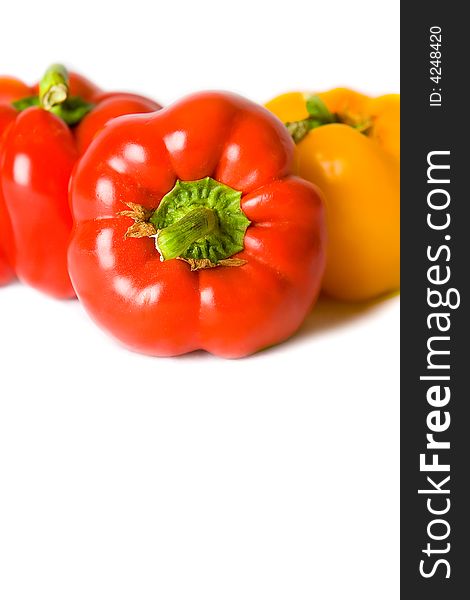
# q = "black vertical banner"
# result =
<box><xmin>401</xmin><ymin>2</ymin><xmax>468</xmax><ymax>598</ymax></box>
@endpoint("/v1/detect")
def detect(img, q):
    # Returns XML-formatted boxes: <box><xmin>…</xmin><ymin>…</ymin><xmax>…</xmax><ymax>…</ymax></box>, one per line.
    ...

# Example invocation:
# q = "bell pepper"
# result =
<box><xmin>0</xmin><ymin>64</ymin><xmax>161</xmax><ymax>297</ymax></box>
<box><xmin>265</xmin><ymin>88</ymin><xmax>400</xmax><ymax>302</ymax></box>
<box><xmin>68</xmin><ymin>91</ymin><xmax>326</xmax><ymax>358</ymax></box>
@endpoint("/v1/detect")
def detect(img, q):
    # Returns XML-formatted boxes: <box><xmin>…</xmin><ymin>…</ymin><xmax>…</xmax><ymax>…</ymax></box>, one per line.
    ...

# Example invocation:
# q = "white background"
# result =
<box><xmin>0</xmin><ymin>1</ymin><xmax>400</xmax><ymax>599</ymax></box>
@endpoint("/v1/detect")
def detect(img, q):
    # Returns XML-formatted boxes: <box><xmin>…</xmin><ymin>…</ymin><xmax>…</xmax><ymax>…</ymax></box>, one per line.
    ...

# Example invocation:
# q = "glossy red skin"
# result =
<box><xmin>68</xmin><ymin>92</ymin><xmax>326</xmax><ymax>357</ymax></box>
<box><xmin>0</xmin><ymin>72</ymin><xmax>161</xmax><ymax>296</ymax></box>
<box><xmin>0</xmin><ymin>105</ymin><xmax>17</xmax><ymax>283</ymax></box>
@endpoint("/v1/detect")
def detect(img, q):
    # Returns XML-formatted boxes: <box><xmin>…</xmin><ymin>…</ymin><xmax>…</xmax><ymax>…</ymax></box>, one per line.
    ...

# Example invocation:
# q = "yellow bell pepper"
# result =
<box><xmin>265</xmin><ymin>88</ymin><xmax>400</xmax><ymax>302</ymax></box>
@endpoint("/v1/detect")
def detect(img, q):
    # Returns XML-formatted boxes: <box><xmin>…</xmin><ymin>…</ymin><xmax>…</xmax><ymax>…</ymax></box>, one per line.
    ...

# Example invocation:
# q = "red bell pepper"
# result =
<box><xmin>0</xmin><ymin>64</ymin><xmax>161</xmax><ymax>297</ymax></box>
<box><xmin>68</xmin><ymin>91</ymin><xmax>326</xmax><ymax>357</ymax></box>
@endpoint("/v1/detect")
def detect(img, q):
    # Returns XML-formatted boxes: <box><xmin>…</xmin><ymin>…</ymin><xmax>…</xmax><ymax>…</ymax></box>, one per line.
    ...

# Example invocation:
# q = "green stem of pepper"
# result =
<box><xmin>120</xmin><ymin>178</ymin><xmax>251</xmax><ymax>269</ymax></box>
<box><xmin>11</xmin><ymin>64</ymin><xmax>94</xmax><ymax>126</ymax></box>
<box><xmin>39</xmin><ymin>64</ymin><xmax>69</xmax><ymax>110</ymax></box>
<box><xmin>285</xmin><ymin>95</ymin><xmax>372</xmax><ymax>144</ymax></box>
<box><xmin>155</xmin><ymin>207</ymin><xmax>218</xmax><ymax>261</ymax></box>
<box><xmin>285</xmin><ymin>95</ymin><xmax>338</xmax><ymax>143</ymax></box>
